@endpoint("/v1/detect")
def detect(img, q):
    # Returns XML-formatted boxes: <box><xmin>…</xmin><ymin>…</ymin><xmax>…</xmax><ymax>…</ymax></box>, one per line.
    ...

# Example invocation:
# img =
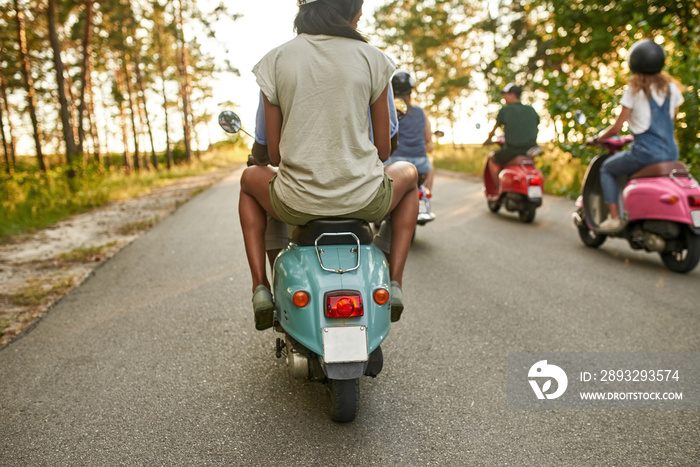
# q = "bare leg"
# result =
<box><xmin>384</xmin><ymin>161</ymin><xmax>419</xmax><ymax>286</ymax></box>
<box><xmin>239</xmin><ymin>166</ymin><xmax>279</xmax><ymax>292</ymax></box>
<box><xmin>607</xmin><ymin>203</ymin><xmax>619</xmax><ymax>219</ymax></box>
<box><xmin>425</xmin><ymin>166</ymin><xmax>435</xmax><ymax>191</ymax></box>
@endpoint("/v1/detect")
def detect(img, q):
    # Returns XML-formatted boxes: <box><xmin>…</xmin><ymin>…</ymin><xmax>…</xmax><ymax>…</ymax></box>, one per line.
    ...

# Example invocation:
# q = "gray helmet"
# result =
<box><xmin>628</xmin><ymin>39</ymin><xmax>665</xmax><ymax>75</ymax></box>
<box><xmin>391</xmin><ymin>71</ymin><xmax>415</xmax><ymax>96</ymax></box>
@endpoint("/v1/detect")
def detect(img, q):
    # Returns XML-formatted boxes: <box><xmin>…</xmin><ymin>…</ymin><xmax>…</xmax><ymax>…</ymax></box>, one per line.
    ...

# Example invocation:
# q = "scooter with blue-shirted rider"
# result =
<box><xmin>375</xmin><ymin>71</ymin><xmax>435</xmax><ymax>253</ymax></box>
<box><xmin>483</xmin><ymin>83</ymin><xmax>544</xmax><ymax>223</ymax></box>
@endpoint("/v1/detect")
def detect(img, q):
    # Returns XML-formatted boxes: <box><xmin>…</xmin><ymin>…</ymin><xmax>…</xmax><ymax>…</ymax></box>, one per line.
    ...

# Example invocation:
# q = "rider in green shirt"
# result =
<box><xmin>485</xmin><ymin>83</ymin><xmax>540</xmax><ymax>164</ymax></box>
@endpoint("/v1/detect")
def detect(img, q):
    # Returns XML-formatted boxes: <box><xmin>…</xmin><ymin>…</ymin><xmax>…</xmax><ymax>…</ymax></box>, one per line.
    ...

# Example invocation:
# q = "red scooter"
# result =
<box><xmin>573</xmin><ymin>135</ymin><xmax>700</xmax><ymax>273</ymax></box>
<box><xmin>484</xmin><ymin>137</ymin><xmax>545</xmax><ymax>223</ymax></box>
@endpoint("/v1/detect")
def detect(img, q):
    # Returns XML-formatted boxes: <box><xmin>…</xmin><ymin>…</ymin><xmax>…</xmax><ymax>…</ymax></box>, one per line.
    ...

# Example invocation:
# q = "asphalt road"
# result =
<box><xmin>1</xmin><ymin>170</ymin><xmax>699</xmax><ymax>466</ymax></box>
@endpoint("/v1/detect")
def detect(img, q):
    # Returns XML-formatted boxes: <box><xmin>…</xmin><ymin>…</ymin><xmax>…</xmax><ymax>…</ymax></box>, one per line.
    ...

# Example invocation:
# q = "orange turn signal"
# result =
<box><xmin>293</xmin><ymin>291</ymin><xmax>309</xmax><ymax>307</ymax></box>
<box><xmin>373</xmin><ymin>288</ymin><xmax>390</xmax><ymax>305</ymax></box>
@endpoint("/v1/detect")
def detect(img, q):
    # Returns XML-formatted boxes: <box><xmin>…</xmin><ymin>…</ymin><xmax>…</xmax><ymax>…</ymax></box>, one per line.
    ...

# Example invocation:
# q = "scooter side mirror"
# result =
<box><xmin>574</xmin><ymin>110</ymin><xmax>587</xmax><ymax>125</ymax></box>
<box><xmin>218</xmin><ymin>111</ymin><xmax>242</xmax><ymax>134</ymax></box>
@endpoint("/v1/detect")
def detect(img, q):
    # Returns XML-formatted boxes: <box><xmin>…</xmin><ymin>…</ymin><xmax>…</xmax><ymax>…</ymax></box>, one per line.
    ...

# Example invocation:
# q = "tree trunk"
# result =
<box><xmin>47</xmin><ymin>0</ymin><xmax>77</xmax><ymax>165</ymax></box>
<box><xmin>121</xmin><ymin>51</ymin><xmax>141</xmax><ymax>171</ymax></box>
<box><xmin>115</xmin><ymin>64</ymin><xmax>132</xmax><ymax>173</ymax></box>
<box><xmin>0</xmin><ymin>91</ymin><xmax>10</xmax><ymax>174</ymax></box>
<box><xmin>192</xmin><ymin>117</ymin><xmax>201</xmax><ymax>158</ymax></box>
<box><xmin>133</xmin><ymin>49</ymin><xmax>158</xmax><ymax>170</ymax></box>
<box><xmin>85</xmin><ymin>80</ymin><xmax>100</xmax><ymax>163</ymax></box>
<box><xmin>0</xmin><ymin>77</ymin><xmax>17</xmax><ymax>167</ymax></box>
<box><xmin>77</xmin><ymin>0</ymin><xmax>94</xmax><ymax>156</ymax></box>
<box><xmin>156</xmin><ymin>47</ymin><xmax>173</xmax><ymax>170</ymax></box>
<box><xmin>176</xmin><ymin>0</ymin><xmax>193</xmax><ymax>164</ymax></box>
<box><xmin>14</xmin><ymin>0</ymin><xmax>46</xmax><ymax>171</ymax></box>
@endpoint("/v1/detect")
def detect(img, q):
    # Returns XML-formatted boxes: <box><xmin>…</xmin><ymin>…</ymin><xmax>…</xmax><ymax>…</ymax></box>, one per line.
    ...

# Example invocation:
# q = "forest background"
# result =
<box><xmin>1</xmin><ymin>0</ymin><xmax>698</xmax><ymax>239</ymax></box>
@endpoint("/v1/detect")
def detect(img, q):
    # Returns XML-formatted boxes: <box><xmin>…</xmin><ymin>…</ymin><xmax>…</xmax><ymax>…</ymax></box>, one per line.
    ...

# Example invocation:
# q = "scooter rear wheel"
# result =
<box><xmin>660</xmin><ymin>228</ymin><xmax>700</xmax><ymax>273</ymax></box>
<box><xmin>518</xmin><ymin>202</ymin><xmax>537</xmax><ymax>223</ymax></box>
<box><xmin>577</xmin><ymin>221</ymin><xmax>607</xmax><ymax>248</ymax></box>
<box><xmin>487</xmin><ymin>200</ymin><xmax>501</xmax><ymax>213</ymax></box>
<box><xmin>329</xmin><ymin>378</ymin><xmax>360</xmax><ymax>423</ymax></box>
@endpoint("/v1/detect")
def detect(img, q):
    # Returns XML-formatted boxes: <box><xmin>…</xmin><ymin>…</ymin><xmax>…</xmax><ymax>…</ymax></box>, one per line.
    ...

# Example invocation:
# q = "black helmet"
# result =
<box><xmin>628</xmin><ymin>39</ymin><xmax>665</xmax><ymax>75</ymax></box>
<box><xmin>391</xmin><ymin>71</ymin><xmax>415</xmax><ymax>96</ymax></box>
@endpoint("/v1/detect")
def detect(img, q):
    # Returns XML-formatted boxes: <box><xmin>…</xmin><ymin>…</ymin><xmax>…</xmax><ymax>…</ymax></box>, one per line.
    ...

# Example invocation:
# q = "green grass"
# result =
<box><xmin>2</xmin><ymin>276</ymin><xmax>76</xmax><ymax>307</ymax></box>
<box><xmin>117</xmin><ymin>218</ymin><xmax>160</xmax><ymax>236</ymax></box>
<box><xmin>58</xmin><ymin>242</ymin><xmax>119</xmax><ymax>262</ymax></box>
<box><xmin>1</xmin><ymin>143</ymin><xmax>249</xmax><ymax>240</ymax></box>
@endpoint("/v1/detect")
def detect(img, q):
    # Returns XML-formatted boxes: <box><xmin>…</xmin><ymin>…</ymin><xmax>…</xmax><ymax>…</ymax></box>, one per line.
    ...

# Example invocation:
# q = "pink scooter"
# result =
<box><xmin>572</xmin><ymin>135</ymin><xmax>700</xmax><ymax>273</ymax></box>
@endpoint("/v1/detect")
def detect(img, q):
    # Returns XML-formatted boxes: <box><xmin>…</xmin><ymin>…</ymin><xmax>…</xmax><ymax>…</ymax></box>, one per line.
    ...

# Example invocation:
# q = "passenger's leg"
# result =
<box><xmin>424</xmin><ymin>165</ymin><xmax>435</xmax><ymax>191</ymax></box>
<box><xmin>383</xmin><ymin>162</ymin><xmax>419</xmax><ymax>286</ymax></box>
<box><xmin>239</xmin><ymin>166</ymin><xmax>279</xmax><ymax>292</ymax></box>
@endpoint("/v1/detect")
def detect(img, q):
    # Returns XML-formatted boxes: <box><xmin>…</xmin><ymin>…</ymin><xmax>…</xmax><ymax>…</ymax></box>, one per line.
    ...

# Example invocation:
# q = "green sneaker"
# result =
<box><xmin>390</xmin><ymin>281</ymin><xmax>404</xmax><ymax>322</ymax></box>
<box><xmin>252</xmin><ymin>285</ymin><xmax>274</xmax><ymax>330</ymax></box>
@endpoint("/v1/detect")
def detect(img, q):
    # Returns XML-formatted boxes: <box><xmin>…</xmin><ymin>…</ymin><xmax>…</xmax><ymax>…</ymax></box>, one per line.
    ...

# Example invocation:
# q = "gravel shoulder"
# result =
<box><xmin>0</xmin><ymin>165</ymin><xmax>241</xmax><ymax>349</ymax></box>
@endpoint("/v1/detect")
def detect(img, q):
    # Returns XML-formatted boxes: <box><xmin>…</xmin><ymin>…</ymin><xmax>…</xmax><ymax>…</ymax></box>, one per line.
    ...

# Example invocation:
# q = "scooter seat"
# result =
<box><xmin>292</xmin><ymin>218</ymin><xmax>375</xmax><ymax>246</ymax></box>
<box><xmin>505</xmin><ymin>155</ymin><xmax>536</xmax><ymax>166</ymax></box>
<box><xmin>629</xmin><ymin>161</ymin><xmax>689</xmax><ymax>180</ymax></box>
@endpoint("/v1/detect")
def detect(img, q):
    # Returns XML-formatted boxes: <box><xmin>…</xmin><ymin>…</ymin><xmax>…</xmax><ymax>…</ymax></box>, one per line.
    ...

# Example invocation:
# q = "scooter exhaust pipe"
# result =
<box><xmin>643</xmin><ymin>232</ymin><xmax>666</xmax><ymax>252</ymax></box>
<box><xmin>287</xmin><ymin>348</ymin><xmax>309</xmax><ymax>380</ymax></box>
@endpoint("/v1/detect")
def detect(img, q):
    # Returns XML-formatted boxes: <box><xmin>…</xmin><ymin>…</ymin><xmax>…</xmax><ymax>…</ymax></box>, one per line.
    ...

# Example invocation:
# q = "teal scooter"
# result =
<box><xmin>219</xmin><ymin>111</ymin><xmax>392</xmax><ymax>423</ymax></box>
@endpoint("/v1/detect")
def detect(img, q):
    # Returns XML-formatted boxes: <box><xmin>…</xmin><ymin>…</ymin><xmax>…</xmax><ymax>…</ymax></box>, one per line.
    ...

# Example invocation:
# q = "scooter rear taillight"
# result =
<box><xmin>688</xmin><ymin>195</ymin><xmax>700</xmax><ymax>207</ymax></box>
<box><xmin>326</xmin><ymin>292</ymin><xmax>364</xmax><ymax>318</ymax></box>
<box><xmin>528</xmin><ymin>176</ymin><xmax>542</xmax><ymax>186</ymax></box>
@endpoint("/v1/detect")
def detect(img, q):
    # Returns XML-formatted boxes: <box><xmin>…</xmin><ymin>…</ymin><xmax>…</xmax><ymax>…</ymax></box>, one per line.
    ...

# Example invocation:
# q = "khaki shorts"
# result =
<box><xmin>270</xmin><ymin>173</ymin><xmax>394</xmax><ymax>226</ymax></box>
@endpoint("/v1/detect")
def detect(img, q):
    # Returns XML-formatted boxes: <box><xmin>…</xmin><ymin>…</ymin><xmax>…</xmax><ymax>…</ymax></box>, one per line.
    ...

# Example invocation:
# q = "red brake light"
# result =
<box><xmin>528</xmin><ymin>176</ymin><xmax>542</xmax><ymax>186</ymax></box>
<box><xmin>326</xmin><ymin>292</ymin><xmax>364</xmax><ymax>318</ymax></box>
<box><xmin>688</xmin><ymin>195</ymin><xmax>700</xmax><ymax>207</ymax></box>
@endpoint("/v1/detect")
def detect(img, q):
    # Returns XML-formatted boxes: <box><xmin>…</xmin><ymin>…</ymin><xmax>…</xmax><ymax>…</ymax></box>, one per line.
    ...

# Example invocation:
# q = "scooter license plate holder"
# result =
<box><xmin>692</xmin><ymin>210</ymin><xmax>700</xmax><ymax>228</ymax></box>
<box><xmin>528</xmin><ymin>186</ymin><xmax>543</xmax><ymax>199</ymax></box>
<box><xmin>322</xmin><ymin>326</ymin><xmax>368</xmax><ymax>363</ymax></box>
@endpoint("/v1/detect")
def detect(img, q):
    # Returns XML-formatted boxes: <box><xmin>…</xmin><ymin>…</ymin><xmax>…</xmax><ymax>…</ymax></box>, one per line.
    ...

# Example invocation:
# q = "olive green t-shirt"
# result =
<box><xmin>253</xmin><ymin>34</ymin><xmax>396</xmax><ymax>216</ymax></box>
<box><xmin>496</xmin><ymin>102</ymin><xmax>540</xmax><ymax>155</ymax></box>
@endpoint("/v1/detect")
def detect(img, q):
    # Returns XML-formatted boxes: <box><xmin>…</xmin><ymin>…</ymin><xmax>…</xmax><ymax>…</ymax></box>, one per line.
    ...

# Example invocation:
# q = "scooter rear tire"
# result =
<box><xmin>660</xmin><ymin>227</ymin><xmax>700</xmax><ymax>273</ymax></box>
<box><xmin>487</xmin><ymin>200</ymin><xmax>501</xmax><ymax>213</ymax></box>
<box><xmin>519</xmin><ymin>202</ymin><xmax>537</xmax><ymax>223</ymax></box>
<box><xmin>329</xmin><ymin>378</ymin><xmax>360</xmax><ymax>423</ymax></box>
<box><xmin>577</xmin><ymin>220</ymin><xmax>607</xmax><ymax>248</ymax></box>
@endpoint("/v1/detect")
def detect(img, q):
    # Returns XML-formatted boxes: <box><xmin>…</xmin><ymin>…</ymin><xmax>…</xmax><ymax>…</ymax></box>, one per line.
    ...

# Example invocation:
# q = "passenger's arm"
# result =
<box><xmin>370</xmin><ymin>85</ymin><xmax>391</xmax><ymax>162</ymax></box>
<box><xmin>424</xmin><ymin>117</ymin><xmax>434</xmax><ymax>153</ymax></box>
<box><xmin>262</xmin><ymin>93</ymin><xmax>282</xmax><ymax>167</ymax></box>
